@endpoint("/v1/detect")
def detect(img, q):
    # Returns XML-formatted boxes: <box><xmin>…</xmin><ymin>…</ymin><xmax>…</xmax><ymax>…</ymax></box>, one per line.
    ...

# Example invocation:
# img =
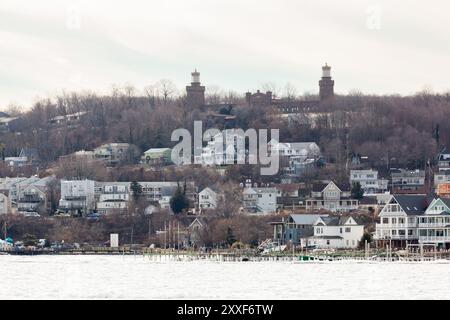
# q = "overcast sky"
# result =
<box><xmin>1</xmin><ymin>0</ymin><xmax>449</xmax><ymax>108</ymax></box>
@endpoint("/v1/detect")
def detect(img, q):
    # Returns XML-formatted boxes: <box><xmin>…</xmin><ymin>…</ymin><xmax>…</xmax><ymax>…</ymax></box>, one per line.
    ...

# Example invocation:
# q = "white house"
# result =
<box><xmin>375</xmin><ymin>195</ymin><xmax>450</xmax><ymax>248</ymax></box>
<box><xmin>198</xmin><ymin>187</ymin><xmax>218</xmax><ymax>209</ymax></box>
<box><xmin>95</xmin><ymin>182</ymin><xmax>130</xmax><ymax>215</ymax></box>
<box><xmin>15</xmin><ymin>176</ymin><xmax>55</xmax><ymax>214</ymax></box>
<box><xmin>417</xmin><ymin>197</ymin><xmax>450</xmax><ymax>247</ymax></box>
<box><xmin>242</xmin><ymin>187</ymin><xmax>277</xmax><ymax>214</ymax></box>
<box><xmin>196</xmin><ymin>130</ymin><xmax>246</xmax><ymax>166</ymax></box>
<box><xmin>306</xmin><ymin>181</ymin><xmax>359</xmax><ymax>212</ymax></box>
<box><xmin>307</xmin><ymin>216</ymin><xmax>364</xmax><ymax>249</ymax></box>
<box><xmin>349</xmin><ymin>169</ymin><xmax>388</xmax><ymax>195</ymax></box>
<box><xmin>49</xmin><ymin>111</ymin><xmax>87</xmax><ymax>126</ymax></box>
<box><xmin>17</xmin><ymin>184</ymin><xmax>47</xmax><ymax>213</ymax></box>
<box><xmin>374</xmin><ymin>194</ymin><xmax>427</xmax><ymax>244</ymax></box>
<box><xmin>94</xmin><ymin>143</ymin><xmax>139</xmax><ymax>166</ymax></box>
<box><xmin>390</xmin><ymin>169</ymin><xmax>425</xmax><ymax>191</ymax></box>
<box><xmin>268</xmin><ymin>139</ymin><xmax>321</xmax><ymax>159</ymax></box>
<box><xmin>139</xmin><ymin>181</ymin><xmax>195</xmax><ymax>209</ymax></box>
<box><xmin>0</xmin><ymin>177</ymin><xmax>41</xmax><ymax>205</ymax></box>
<box><xmin>437</xmin><ymin>148</ymin><xmax>450</xmax><ymax>171</ymax></box>
<box><xmin>268</xmin><ymin>139</ymin><xmax>321</xmax><ymax>174</ymax></box>
<box><xmin>59</xmin><ymin>180</ymin><xmax>96</xmax><ymax>215</ymax></box>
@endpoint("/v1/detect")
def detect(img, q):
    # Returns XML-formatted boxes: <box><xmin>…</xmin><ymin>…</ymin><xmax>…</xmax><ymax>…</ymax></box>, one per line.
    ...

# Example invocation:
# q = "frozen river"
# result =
<box><xmin>1</xmin><ymin>255</ymin><xmax>449</xmax><ymax>299</ymax></box>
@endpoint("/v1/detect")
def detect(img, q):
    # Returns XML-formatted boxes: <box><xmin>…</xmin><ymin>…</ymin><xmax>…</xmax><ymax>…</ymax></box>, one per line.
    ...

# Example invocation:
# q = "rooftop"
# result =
<box><xmin>289</xmin><ymin>214</ymin><xmax>328</xmax><ymax>225</ymax></box>
<box><xmin>393</xmin><ymin>194</ymin><xmax>429</xmax><ymax>215</ymax></box>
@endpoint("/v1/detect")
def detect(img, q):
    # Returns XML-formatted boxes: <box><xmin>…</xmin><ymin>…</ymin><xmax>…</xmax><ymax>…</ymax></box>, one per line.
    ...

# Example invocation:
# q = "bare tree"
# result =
<box><xmin>143</xmin><ymin>84</ymin><xmax>157</xmax><ymax>107</ymax></box>
<box><xmin>260</xmin><ymin>82</ymin><xmax>280</xmax><ymax>98</ymax></box>
<box><xmin>155</xmin><ymin>79</ymin><xmax>178</xmax><ymax>105</ymax></box>
<box><xmin>206</xmin><ymin>85</ymin><xmax>223</xmax><ymax>105</ymax></box>
<box><xmin>283</xmin><ymin>82</ymin><xmax>298</xmax><ymax>101</ymax></box>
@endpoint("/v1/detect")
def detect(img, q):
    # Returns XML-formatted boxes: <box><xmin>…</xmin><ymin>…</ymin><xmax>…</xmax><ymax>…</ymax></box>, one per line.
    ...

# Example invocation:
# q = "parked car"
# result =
<box><xmin>86</xmin><ymin>213</ymin><xmax>101</xmax><ymax>221</ymax></box>
<box><xmin>20</xmin><ymin>211</ymin><xmax>41</xmax><ymax>218</ymax></box>
<box><xmin>55</xmin><ymin>212</ymin><xmax>71</xmax><ymax>218</ymax></box>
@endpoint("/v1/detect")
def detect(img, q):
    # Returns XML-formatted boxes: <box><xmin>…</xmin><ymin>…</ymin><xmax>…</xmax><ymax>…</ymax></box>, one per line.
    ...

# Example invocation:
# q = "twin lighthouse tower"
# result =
<box><xmin>186</xmin><ymin>64</ymin><xmax>335</xmax><ymax>109</ymax></box>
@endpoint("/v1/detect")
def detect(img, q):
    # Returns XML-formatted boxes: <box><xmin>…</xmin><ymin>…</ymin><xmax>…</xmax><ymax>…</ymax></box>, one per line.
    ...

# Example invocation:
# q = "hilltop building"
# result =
<box><xmin>246</xmin><ymin>64</ymin><xmax>335</xmax><ymax>113</ymax></box>
<box><xmin>186</xmin><ymin>69</ymin><xmax>205</xmax><ymax>108</ymax></box>
<box><xmin>319</xmin><ymin>63</ymin><xmax>335</xmax><ymax>101</ymax></box>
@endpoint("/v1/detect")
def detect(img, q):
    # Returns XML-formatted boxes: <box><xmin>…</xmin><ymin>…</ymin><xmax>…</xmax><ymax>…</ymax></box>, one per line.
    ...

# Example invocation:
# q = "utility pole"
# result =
<box><xmin>148</xmin><ymin>216</ymin><xmax>151</xmax><ymax>242</ymax></box>
<box><xmin>164</xmin><ymin>221</ymin><xmax>167</xmax><ymax>250</ymax></box>
<box><xmin>130</xmin><ymin>225</ymin><xmax>134</xmax><ymax>248</ymax></box>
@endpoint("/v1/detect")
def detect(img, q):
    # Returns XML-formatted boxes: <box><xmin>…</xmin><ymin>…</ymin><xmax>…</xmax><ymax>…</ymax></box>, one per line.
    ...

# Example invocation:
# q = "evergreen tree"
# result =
<box><xmin>130</xmin><ymin>181</ymin><xmax>143</xmax><ymax>203</ymax></box>
<box><xmin>435</xmin><ymin>123</ymin><xmax>440</xmax><ymax>147</ymax></box>
<box><xmin>170</xmin><ymin>183</ymin><xmax>189</xmax><ymax>214</ymax></box>
<box><xmin>359</xmin><ymin>232</ymin><xmax>373</xmax><ymax>249</ymax></box>
<box><xmin>351</xmin><ymin>182</ymin><xmax>364</xmax><ymax>199</ymax></box>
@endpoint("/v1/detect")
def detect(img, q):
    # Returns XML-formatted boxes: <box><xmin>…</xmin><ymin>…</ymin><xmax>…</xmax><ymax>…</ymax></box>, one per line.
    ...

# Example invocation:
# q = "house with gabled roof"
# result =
<box><xmin>143</xmin><ymin>148</ymin><xmax>172</xmax><ymax>165</ymax></box>
<box><xmin>437</xmin><ymin>147</ymin><xmax>450</xmax><ymax>171</ymax></box>
<box><xmin>242</xmin><ymin>187</ymin><xmax>277</xmax><ymax>214</ymax></box>
<box><xmin>374</xmin><ymin>194</ymin><xmax>429</xmax><ymax>246</ymax></box>
<box><xmin>17</xmin><ymin>175</ymin><xmax>56</xmax><ymax>214</ymax></box>
<box><xmin>307</xmin><ymin>216</ymin><xmax>364</xmax><ymax>249</ymax></box>
<box><xmin>198</xmin><ymin>187</ymin><xmax>219</xmax><ymax>210</ymax></box>
<box><xmin>187</xmin><ymin>217</ymin><xmax>206</xmax><ymax>246</ymax></box>
<box><xmin>271</xmin><ymin>213</ymin><xmax>328</xmax><ymax>245</ymax></box>
<box><xmin>417</xmin><ymin>197</ymin><xmax>450</xmax><ymax>247</ymax></box>
<box><xmin>305</xmin><ymin>181</ymin><xmax>359</xmax><ymax>212</ymax></box>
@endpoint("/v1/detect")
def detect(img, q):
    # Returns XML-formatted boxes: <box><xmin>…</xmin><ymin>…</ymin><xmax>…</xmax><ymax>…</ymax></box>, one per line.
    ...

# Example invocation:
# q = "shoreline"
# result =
<box><xmin>2</xmin><ymin>250</ymin><xmax>448</xmax><ymax>263</ymax></box>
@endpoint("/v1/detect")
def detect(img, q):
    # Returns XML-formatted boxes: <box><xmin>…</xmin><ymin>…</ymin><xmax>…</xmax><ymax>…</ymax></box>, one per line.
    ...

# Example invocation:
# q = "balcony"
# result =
<box><xmin>18</xmin><ymin>197</ymin><xmax>43</xmax><ymax>203</ymax></box>
<box><xmin>102</xmin><ymin>191</ymin><xmax>128</xmax><ymax>195</ymax></box>
<box><xmin>418</xmin><ymin>223</ymin><xmax>450</xmax><ymax>228</ymax></box>
<box><xmin>419</xmin><ymin>236</ymin><xmax>450</xmax><ymax>242</ymax></box>
<box><xmin>375</xmin><ymin>234</ymin><xmax>418</xmax><ymax>240</ymax></box>
<box><xmin>64</xmin><ymin>195</ymin><xmax>87</xmax><ymax>201</ymax></box>
<box><xmin>376</xmin><ymin>223</ymin><xmax>416</xmax><ymax>229</ymax></box>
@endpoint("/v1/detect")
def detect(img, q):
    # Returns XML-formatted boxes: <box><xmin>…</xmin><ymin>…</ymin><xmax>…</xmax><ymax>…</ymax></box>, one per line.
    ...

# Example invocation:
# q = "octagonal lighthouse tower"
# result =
<box><xmin>186</xmin><ymin>69</ymin><xmax>205</xmax><ymax>108</ymax></box>
<box><xmin>319</xmin><ymin>63</ymin><xmax>335</xmax><ymax>101</ymax></box>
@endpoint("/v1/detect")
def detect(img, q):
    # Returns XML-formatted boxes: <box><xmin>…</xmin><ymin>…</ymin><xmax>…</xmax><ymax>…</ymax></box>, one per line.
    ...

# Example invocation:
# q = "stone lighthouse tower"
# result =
<box><xmin>319</xmin><ymin>63</ymin><xmax>335</xmax><ymax>101</ymax></box>
<box><xmin>186</xmin><ymin>69</ymin><xmax>205</xmax><ymax>108</ymax></box>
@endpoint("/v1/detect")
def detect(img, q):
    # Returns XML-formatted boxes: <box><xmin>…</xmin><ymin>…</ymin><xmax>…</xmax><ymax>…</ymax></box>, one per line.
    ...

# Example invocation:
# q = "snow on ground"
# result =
<box><xmin>0</xmin><ymin>255</ymin><xmax>449</xmax><ymax>299</ymax></box>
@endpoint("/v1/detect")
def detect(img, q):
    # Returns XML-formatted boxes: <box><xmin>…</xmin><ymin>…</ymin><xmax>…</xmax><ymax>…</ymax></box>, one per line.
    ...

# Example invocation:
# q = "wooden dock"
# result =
<box><xmin>2</xmin><ymin>246</ymin><xmax>450</xmax><ymax>262</ymax></box>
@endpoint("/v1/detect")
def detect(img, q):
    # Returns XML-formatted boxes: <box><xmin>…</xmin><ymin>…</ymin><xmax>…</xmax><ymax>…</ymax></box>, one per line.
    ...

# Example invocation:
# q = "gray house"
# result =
<box><xmin>271</xmin><ymin>214</ymin><xmax>328</xmax><ymax>245</ymax></box>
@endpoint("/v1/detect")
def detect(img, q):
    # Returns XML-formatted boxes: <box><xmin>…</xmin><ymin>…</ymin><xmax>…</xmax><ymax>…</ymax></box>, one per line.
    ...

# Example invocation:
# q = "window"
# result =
<box><xmin>345</xmin><ymin>227</ymin><xmax>351</xmax><ymax>233</ymax></box>
<box><xmin>399</xmin><ymin>218</ymin><xmax>404</xmax><ymax>224</ymax></box>
<box><xmin>392</xmin><ymin>230</ymin><xmax>397</xmax><ymax>235</ymax></box>
<box><xmin>408</xmin><ymin>230</ymin><xmax>413</xmax><ymax>236</ymax></box>
<box><xmin>383</xmin><ymin>218</ymin><xmax>389</xmax><ymax>224</ymax></box>
<box><xmin>340</xmin><ymin>228</ymin><xmax>343</xmax><ymax>234</ymax></box>
<box><xmin>392</xmin><ymin>218</ymin><xmax>397</xmax><ymax>224</ymax></box>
